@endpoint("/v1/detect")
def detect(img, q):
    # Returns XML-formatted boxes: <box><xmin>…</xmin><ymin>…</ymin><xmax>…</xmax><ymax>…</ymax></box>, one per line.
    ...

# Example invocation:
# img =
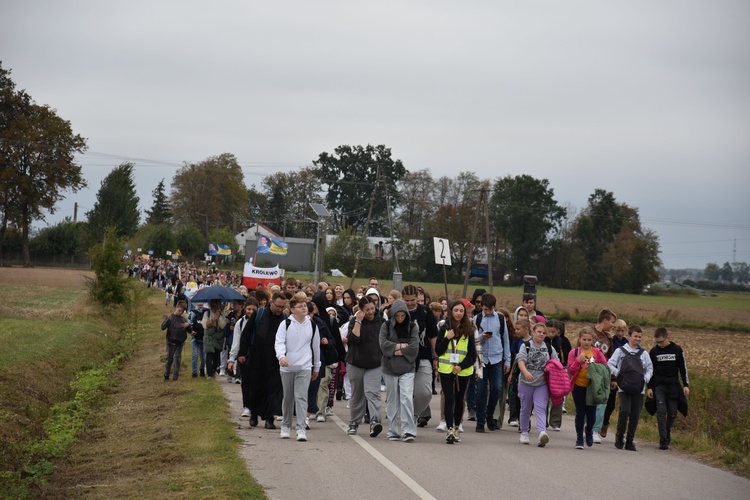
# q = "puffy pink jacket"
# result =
<box><xmin>567</xmin><ymin>347</ymin><xmax>608</xmax><ymax>392</ymax></box>
<box><xmin>545</xmin><ymin>359</ymin><xmax>570</xmax><ymax>406</ymax></box>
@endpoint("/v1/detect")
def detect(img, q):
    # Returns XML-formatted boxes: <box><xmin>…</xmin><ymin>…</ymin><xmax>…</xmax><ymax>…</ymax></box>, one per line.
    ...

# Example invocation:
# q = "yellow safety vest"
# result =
<box><xmin>438</xmin><ymin>333</ymin><xmax>474</xmax><ymax>376</ymax></box>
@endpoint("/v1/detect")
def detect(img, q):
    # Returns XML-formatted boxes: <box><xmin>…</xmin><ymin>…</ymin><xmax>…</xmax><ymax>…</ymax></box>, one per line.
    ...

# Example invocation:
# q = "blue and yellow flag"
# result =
<box><xmin>256</xmin><ymin>235</ymin><xmax>288</xmax><ymax>255</ymax></box>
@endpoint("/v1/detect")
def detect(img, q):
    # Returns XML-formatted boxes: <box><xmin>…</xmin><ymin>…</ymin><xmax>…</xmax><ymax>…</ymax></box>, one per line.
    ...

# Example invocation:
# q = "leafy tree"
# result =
<box><xmin>569</xmin><ymin>189</ymin><xmax>625</xmax><ymax>289</ymax></box>
<box><xmin>174</xmin><ymin>224</ymin><xmax>204</xmax><ymax>259</ymax></box>
<box><xmin>141</xmin><ymin>223</ymin><xmax>176</xmax><ymax>259</ymax></box>
<box><xmin>324</xmin><ymin>227</ymin><xmax>372</xmax><ymax>276</ymax></box>
<box><xmin>145</xmin><ymin>179</ymin><xmax>172</xmax><ymax>225</ymax></box>
<box><xmin>313</xmin><ymin>144</ymin><xmax>406</xmax><ymax>235</ymax></box>
<box><xmin>29</xmin><ymin>217</ymin><xmax>86</xmax><ymax>256</ymax></box>
<box><xmin>397</xmin><ymin>169</ymin><xmax>435</xmax><ymax>240</ymax></box>
<box><xmin>86</xmin><ymin>163</ymin><xmax>140</xmax><ymax>241</ymax></box>
<box><xmin>260</xmin><ymin>167</ymin><xmax>323</xmax><ymax>238</ymax></box>
<box><xmin>489</xmin><ymin>174</ymin><xmax>565</xmax><ymax>278</ymax></box>
<box><xmin>601</xmin><ymin>205</ymin><xmax>661</xmax><ymax>293</ymax></box>
<box><xmin>721</xmin><ymin>261</ymin><xmax>734</xmax><ymax>282</ymax></box>
<box><xmin>704</xmin><ymin>262</ymin><xmax>721</xmax><ymax>281</ymax></box>
<box><xmin>0</xmin><ymin>62</ymin><xmax>87</xmax><ymax>265</ymax></box>
<box><xmin>170</xmin><ymin>153</ymin><xmax>248</xmax><ymax>238</ymax></box>
<box><xmin>732</xmin><ymin>261</ymin><xmax>749</xmax><ymax>283</ymax></box>
<box><xmin>87</xmin><ymin>227</ymin><xmax>130</xmax><ymax>305</ymax></box>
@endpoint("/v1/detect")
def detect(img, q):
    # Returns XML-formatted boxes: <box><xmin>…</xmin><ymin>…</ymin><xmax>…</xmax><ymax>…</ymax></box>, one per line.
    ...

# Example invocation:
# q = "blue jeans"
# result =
<box><xmin>466</xmin><ymin>376</ymin><xmax>476</xmax><ymax>410</ymax></box>
<box><xmin>475</xmin><ymin>362</ymin><xmax>503</xmax><ymax>426</ymax></box>
<box><xmin>191</xmin><ymin>339</ymin><xmax>205</xmax><ymax>376</ymax></box>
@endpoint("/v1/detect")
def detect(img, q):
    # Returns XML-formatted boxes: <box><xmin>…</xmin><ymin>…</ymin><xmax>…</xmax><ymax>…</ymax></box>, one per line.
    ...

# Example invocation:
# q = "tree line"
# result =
<box><xmin>2</xmin><ymin>61</ymin><xmax>662</xmax><ymax>293</ymax></box>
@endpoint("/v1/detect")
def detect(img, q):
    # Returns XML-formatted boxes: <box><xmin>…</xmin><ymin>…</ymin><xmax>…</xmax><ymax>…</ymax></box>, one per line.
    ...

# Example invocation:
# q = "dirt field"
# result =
<box><xmin>0</xmin><ymin>267</ymin><xmax>94</xmax><ymax>289</ymax></box>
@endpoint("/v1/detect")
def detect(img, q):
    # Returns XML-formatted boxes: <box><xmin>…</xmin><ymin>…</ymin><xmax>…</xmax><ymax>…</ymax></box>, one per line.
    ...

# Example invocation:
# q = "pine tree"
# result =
<box><xmin>145</xmin><ymin>179</ymin><xmax>172</xmax><ymax>225</ymax></box>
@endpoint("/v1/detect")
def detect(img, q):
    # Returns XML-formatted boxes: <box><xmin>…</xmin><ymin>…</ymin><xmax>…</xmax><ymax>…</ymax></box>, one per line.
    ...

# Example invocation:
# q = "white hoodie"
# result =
<box><xmin>274</xmin><ymin>315</ymin><xmax>321</xmax><ymax>373</ymax></box>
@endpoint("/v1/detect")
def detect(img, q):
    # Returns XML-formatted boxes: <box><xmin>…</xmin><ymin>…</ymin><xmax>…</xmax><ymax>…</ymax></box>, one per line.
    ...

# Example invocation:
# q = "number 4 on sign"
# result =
<box><xmin>433</xmin><ymin>238</ymin><xmax>451</xmax><ymax>266</ymax></box>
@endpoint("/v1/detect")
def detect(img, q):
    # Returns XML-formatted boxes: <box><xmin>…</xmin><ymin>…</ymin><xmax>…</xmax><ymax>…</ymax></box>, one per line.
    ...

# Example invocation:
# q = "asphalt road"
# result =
<box><xmin>221</xmin><ymin>379</ymin><xmax>749</xmax><ymax>500</ymax></box>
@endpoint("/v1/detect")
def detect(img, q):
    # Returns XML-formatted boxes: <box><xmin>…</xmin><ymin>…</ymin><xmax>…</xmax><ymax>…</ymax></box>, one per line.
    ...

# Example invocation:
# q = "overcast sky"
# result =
<box><xmin>2</xmin><ymin>0</ymin><xmax>749</xmax><ymax>270</ymax></box>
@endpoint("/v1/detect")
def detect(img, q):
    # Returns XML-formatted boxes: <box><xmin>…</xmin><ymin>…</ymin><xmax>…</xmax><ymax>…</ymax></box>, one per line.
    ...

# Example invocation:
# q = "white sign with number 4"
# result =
<box><xmin>433</xmin><ymin>237</ymin><xmax>452</xmax><ymax>266</ymax></box>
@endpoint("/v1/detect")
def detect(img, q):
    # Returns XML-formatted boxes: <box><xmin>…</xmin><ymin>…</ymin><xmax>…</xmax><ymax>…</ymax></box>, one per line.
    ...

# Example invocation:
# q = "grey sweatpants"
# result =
<box><xmin>280</xmin><ymin>369</ymin><xmax>311</xmax><ymax>432</ymax></box>
<box><xmin>347</xmin><ymin>364</ymin><xmax>382</xmax><ymax>424</ymax></box>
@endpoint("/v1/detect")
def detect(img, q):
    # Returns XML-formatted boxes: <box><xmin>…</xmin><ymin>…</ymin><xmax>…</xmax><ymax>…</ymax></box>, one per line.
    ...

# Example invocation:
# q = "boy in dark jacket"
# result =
<box><xmin>648</xmin><ymin>327</ymin><xmax>689</xmax><ymax>450</ymax></box>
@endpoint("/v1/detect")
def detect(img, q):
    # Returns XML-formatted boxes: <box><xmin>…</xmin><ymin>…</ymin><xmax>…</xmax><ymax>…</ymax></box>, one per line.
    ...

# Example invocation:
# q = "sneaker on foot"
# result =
<box><xmin>453</xmin><ymin>427</ymin><xmax>461</xmax><ymax>443</ymax></box>
<box><xmin>538</xmin><ymin>431</ymin><xmax>549</xmax><ymax>447</ymax></box>
<box><xmin>436</xmin><ymin>421</ymin><xmax>447</xmax><ymax>432</ymax></box>
<box><xmin>275</xmin><ymin>415</ymin><xmax>283</xmax><ymax>421</ymax></box>
<box><xmin>586</xmin><ymin>432</ymin><xmax>594</xmax><ymax>447</ymax></box>
<box><xmin>235</xmin><ymin>378</ymin><xmax>241</xmax><ymax>384</ymax></box>
<box><xmin>265</xmin><ymin>420</ymin><xmax>276</xmax><ymax>430</ymax></box>
<box><xmin>316</xmin><ymin>415</ymin><xmax>326</xmax><ymax>423</ymax></box>
<box><xmin>370</xmin><ymin>421</ymin><xmax>382</xmax><ymax>438</ymax></box>
<box><xmin>593</xmin><ymin>431</ymin><xmax>602</xmax><ymax>444</ymax></box>
<box><xmin>402</xmin><ymin>434</ymin><xmax>415</xmax><ymax>443</ymax></box>
<box><xmin>305</xmin><ymin>417</ymin><xmax>310</xmax><ymax>430</ymax></box>
<box><xmin>240</xmin><ymin>407</ymin><xmax>251</xmax><ymax>418</ymax></box>
<box><xmin>509</xmin><ymin>420</ymin><xmax>519</xmax><ymax>427</ymax></box>
<box><xmin>388</xmin><ymin>434</ymin><xmax>400</xmax><ymax>441</ymax></box>
<box><xmin>325</xmin><ymin>406</ymin><xmax>335</xmax><ymax>415</ymax></box>
<box><xmin>458</xmin><ymin>423</ymin><xmax>463</xmax><ymax>433</ymax></box>
<box><xmin>446</xmin><ymin>431</ymin><xmax>455</xmax><ymax>444</ymax></box>
<box><xmin>468</xmin><ymin>409</ymin><xmax>477</xmax><ymax>421</ymax></box>
<box><xmin>380</xmin><ymin>385</ymin><xmax>386</xmax><ymax>392</ymax></box>
<box><xmin>249</xmin><ymin>415</ymin><xmax>258</xmax><ymax>428</ymax></box>
<box><xmin>476</xmin><ymin>424</ymin><xmax>485</xmax><ymax>433</ymax></box>
<box><xmin>347</xmin><ymin>423</ymin><xmax>358</xmax><ymax>435</ymax></box>
<box><xmin>417</xmin><ymin>417</ymin><xmax>428</xmax><ymax>428</ymax></box>
<box><xmin>575</xmin><ymin>437</ymin><xmax>584</xmax><ymax>450</ymax></box>
<box><xmin>520</xmin><ymin>432</ymin><xmax>530</xmax><ymax>445</ymax></box>
<box><xmin>296</xmin><ymin>429</ymin><xmax>307</xmax><ymax>442</ymax></box>
<box><xmin>625</xmin><ymin>441</ymin><xmax>637</xmax><ymax>451</ymax></box>
<box><xmin>550</xmin><ymin>426</ymin><xmax>560</xmax><ymax>432</ymax></box>
<box><xmin>280</xmin><ymin>427</ymin><xmax>290</xmax><ymax>439</ymax></box>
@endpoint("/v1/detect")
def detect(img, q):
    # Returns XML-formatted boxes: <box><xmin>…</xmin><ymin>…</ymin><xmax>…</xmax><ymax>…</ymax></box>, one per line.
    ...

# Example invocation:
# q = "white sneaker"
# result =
<box><xmin>436</xmin><ymin>421</ymin><xmax>447</xmax><ymax>432</ymax></box>
<box><xmin>296</xmin><ymin>429</ymin><xmax>307</xmax><ymax>442</ymax></box>
<box><xmin>538</xmin><ymin>431</ymin><xmax>549</xmax><ymax>447</ymax></box>
<box><xmin>509</xmin><ymin>420</ymin><xmax>519</xmax><ymax>427</ymax></box>
<box><xmin>316</xmin><ymin>415</ymin><xmax>326</xmax><ymax>423</ymax></box>
<box><xmin>240</xmin><ymin>407</ymin><xmax>251</xmax><ymax>418</ymax></box>
<box><xmin>275</xmin><ymin>415</ymin><xmax>283</xmax><ymax>421</ymax></box>
<box><xmin>458</xmin><ymin>423</ymin><xmax>464</xmax><ymax>433</ymax></box>
<box><xmin>325</xmin><ymin>406</ymin><xmax>334</xmax><ymax>415</ymax></box>
<box><xmin>235</xmin><ymin>378</ymin><xmax>241</xmax><ymax>384</ymax></box>
<box><xmin>593</xmin><ymin>431</ymin><xmax>602</xmax><ymax>444</ymax></box>
<box><xmin>520</xmin><ymin>432</ymin><xmax>530</xmax><ymax>445</ymax></box>
<box><xmin>305</xmin><ymin>417</ymin><xmax>310</xmax><ymax>430</ymax></box>
<box><xmin>381</xmin><ymin>385</ymin><xmax>386</xmax><ymax>392</ymax></box>
<box><xmin>226</xmin><ymin>376</ymin><xmax>233</xmax><ymax>383</ymax></box>
<box><xmin>550</xmin><ymin>426</ymin><xmax>560</xmax><ymax>432</ymax></box>
<box><xmin>280</xmin><ymin>427</ymin><xmax>290</xmax><ymax>439</ymax></box>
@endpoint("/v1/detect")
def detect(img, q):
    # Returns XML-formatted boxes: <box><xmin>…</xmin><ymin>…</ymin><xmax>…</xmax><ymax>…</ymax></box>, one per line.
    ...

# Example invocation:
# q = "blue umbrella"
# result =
<box><xmin>189</xmin><ymin>285</ymin><xmax>246</xmax><ymax>303</ymax></box>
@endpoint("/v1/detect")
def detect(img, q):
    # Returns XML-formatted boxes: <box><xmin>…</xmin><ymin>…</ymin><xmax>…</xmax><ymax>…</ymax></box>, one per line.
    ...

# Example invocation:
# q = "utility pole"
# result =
<box><xmin>462</xmin><ymin>189</ymin><xmax>485</xmax><ymax>298</ymax></box>
<box><xmin>73</xmin><ymin>202</ymin><xmax>78</xmax><ymax>223</ymax></box>
<box><xmin>483</xmin><ymin>186</ymin><xmax>493</xmax><ymax>293</ymax></box>
<box><xmin>350</xmin><ymin>165</ymin><xmax>381</xmax><ymax>289</ymax></box>
<box><xmin>386</xmin><ymin>188</ymin><xmax>402</xmax><ymax>290</ymax></box>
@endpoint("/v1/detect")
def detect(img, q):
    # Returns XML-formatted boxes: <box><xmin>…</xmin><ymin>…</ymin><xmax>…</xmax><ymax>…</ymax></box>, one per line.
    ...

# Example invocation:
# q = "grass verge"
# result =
<box><xmin>41</xmin><ymin>285</ymin><xmax>265</xmax><ymax>499</ymax></box>
<box><xmin>0</xmin><ymin>283</ymin><xmax>265</xmax><ymax>499</ymax></box>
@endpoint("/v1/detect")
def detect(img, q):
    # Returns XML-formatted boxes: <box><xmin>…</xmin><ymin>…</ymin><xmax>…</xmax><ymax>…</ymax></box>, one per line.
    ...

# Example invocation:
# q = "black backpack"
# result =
<box><xmin>475</xmin><ymin>312</ymin><xmax>506</xmax><ymax>351</ymax></box>
<box><xmin>616</xmin><ymin>346</ymin><xmax>645</xmax><ymax>394</ymax></box>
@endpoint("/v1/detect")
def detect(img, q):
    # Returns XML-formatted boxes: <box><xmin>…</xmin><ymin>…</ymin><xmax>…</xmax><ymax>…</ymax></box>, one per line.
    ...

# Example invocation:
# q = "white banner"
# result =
<box><xmin>243</xmin><ymin>263</ymin><xmax>281</xmax><ymax>279</ymax></box>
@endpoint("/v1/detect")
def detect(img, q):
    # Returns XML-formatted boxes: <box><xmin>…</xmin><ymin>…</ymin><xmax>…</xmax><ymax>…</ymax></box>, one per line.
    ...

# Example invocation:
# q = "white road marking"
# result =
<box><xmin>329</xmin><ymin>413</ymin><xmax>436</xmax><ymax>500</ymax></box>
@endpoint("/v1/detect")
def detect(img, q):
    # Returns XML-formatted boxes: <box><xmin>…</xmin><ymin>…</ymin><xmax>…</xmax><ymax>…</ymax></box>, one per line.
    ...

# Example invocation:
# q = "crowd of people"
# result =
<box><xmin>155</xmin><ymin>268</ymin><xmax>689</xmax><ymax>450</ymax></box>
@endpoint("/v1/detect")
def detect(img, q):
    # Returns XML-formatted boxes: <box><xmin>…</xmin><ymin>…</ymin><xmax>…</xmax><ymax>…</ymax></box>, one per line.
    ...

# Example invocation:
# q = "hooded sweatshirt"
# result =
<box><xmin>274</xmin><ymin>315</ymin><xmax>321</xmax><ymax>374</ymax></box>
<box><xmin>346</xmin><ymin>307</ymin><xmax>384</xmax><ymax>369</ymax></box>
<box><xmin>379</xmin><ymin>299</ymin><xmax>420</xmax><ymax>376</ymax></box>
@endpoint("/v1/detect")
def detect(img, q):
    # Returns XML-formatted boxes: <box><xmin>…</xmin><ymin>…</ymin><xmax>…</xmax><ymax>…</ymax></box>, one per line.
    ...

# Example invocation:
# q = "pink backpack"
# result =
<box><xmin>545</xmin><ymin>359</ymin><xmax>570</xmax><ymax>406</ymax></box>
